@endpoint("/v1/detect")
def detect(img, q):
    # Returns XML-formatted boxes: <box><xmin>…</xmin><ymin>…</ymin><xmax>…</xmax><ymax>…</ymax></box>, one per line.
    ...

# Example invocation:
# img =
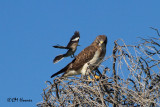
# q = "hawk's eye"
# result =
<box><xmin>96</xmin><ymin>39</ymin><xmax>100</xmax><ymax>43</ymax></box>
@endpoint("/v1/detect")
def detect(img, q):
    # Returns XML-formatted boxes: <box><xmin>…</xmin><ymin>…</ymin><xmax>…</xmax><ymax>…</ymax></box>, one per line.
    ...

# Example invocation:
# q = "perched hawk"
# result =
<box><xmin>53</xmin><ymin>31</ymin><xmax>80</xmax><ymax>64</ymax></box>
<box><xmin>51</xmin><ymin>35</ymin><xmax>107</xmax><ymax>78</ymax></box>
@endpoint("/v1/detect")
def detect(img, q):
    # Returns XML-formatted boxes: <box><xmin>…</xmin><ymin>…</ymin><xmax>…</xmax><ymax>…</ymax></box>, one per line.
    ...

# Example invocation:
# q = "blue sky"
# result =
<box><xmin>0</xmin><ymin>0</ymin><xmax>160</xmax><ymax>107</ymax></box>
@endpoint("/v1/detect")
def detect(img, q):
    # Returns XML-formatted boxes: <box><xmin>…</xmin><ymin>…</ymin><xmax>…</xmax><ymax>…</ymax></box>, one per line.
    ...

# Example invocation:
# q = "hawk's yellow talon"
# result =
<box><xmin>94</xmin><ymin>75</ymin><xmax>100</xmax><ymax>80</ymax></box>
<box><xmin>88</xmin><ymin>76</ymin><xmax>94</xmax><ymax>81</ymax></box>
<box><xmin>87</xmin><ymin>75</ymin><xmax>100</xmax><ymax>81</ymax></box>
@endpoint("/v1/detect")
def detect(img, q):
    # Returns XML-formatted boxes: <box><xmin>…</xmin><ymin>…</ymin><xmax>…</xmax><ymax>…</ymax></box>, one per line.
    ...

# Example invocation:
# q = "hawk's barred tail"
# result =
<box><xmin>50</xmin><ymin>69</ymin><xmax>64</xmax><ymax>78</ymax></box>
<box><xmin>51</xmin><ymin>62</ymin><xmax>70</xmax><ymax>78</ymax></box>
<box><xmin>53</xmin><ymin>54</ymin><xmax>64</xmax><ymax>64</ymax></box>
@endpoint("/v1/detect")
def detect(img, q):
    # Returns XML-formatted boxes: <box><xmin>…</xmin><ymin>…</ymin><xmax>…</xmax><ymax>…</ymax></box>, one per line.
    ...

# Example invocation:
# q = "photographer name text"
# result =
<box><xmin>7</xmin><ymin>97</ymin><xmax>32</xmax><ymax>103</ymax></box>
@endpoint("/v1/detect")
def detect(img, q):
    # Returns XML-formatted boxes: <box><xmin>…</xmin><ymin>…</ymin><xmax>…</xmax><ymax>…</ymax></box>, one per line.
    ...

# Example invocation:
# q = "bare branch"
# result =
<box><xmin>150</xmin><ymin>27</ymin><xmax>160</xmax><ymax>37</ymax></box>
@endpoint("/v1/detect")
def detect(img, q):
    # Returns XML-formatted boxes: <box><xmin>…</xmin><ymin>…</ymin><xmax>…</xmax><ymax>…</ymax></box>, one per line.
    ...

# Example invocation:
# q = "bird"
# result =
<box><xmin>51</xmin><ymin>35</ymin><xmax>107</xmax><ymax>78</ymax></box>
<box><xmin>53</xmin><ymin>31</ymin><xmax>80</xmax><ymax>64</ymax></box>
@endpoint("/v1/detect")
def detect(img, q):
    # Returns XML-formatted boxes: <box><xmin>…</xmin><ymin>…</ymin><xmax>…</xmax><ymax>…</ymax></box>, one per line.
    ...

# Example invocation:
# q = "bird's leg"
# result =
<box><xmin>71</xmin><ymin>54</ymin><xmax>75</xmax><ymax>58</ymax></box>
<box><xmin>86</xmin><ymin>63</ymin><xmax>95</xmax><ymax>81</ymax></box>
<box><xmin>89</xmin><ymin>67</ymin><xmax>102</xmax><ymax>81</ymax></box>
<box><xmin>94</xmin><ymin>67</ymin><xmax>102</xmax><ymax>80</ymax></box>
<box><xmin>73</xmin><ymin>54</ymin><xmax>76</xmax><ymax>58</ymax></box>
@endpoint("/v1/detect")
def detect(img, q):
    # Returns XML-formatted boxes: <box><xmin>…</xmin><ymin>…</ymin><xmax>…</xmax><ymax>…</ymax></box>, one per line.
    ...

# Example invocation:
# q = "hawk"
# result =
<box><xmin>53</xmin><ymin>31</ymin><xmax>80</xmax><ymax>64</ymax></box>
<box><xmin>51</xmin><ymin>35</ymin><xmax>107</xmax><ymax>78</ymax></box>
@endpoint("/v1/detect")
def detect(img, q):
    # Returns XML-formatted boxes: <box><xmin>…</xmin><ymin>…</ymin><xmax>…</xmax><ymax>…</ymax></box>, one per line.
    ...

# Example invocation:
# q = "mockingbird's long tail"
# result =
<box><xmin>53</xmin><ymin>54</ymin><xmax>64</xmax><ymax>64</ymax></box>
<box><xmin>53</xmin><ymin>45</ymin><xmax>69</xmax><ymax>49</ymax></box>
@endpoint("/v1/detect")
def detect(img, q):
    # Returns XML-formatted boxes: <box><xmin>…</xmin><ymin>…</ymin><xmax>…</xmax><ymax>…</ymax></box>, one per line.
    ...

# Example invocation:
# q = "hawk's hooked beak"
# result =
<box><xmin>100</xmin><ymin>40</ymin><xmax>104</xmax><ymax>44</ymax></box>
